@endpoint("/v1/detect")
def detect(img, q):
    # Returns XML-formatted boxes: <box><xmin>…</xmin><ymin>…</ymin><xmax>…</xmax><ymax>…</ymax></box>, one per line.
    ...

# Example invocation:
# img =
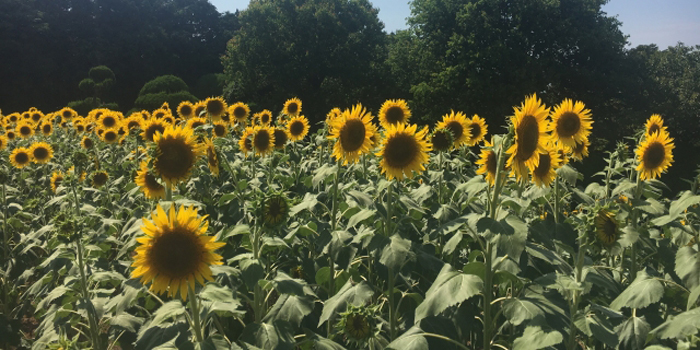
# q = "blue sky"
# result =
<box><xmin>209</xmin><ymin>0</ymin><xmax>700</xmax><ymax>48</ymax></box>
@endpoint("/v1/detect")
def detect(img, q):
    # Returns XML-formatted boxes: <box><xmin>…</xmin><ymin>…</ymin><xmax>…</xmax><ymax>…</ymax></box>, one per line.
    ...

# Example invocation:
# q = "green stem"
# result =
<box><xmin>438</xmin><ymin>152</ymin><xmax>444</xmax><ymax>204</ymax></box>
<box><xmin>331</xmin><ymin>165</ymin><xmax>342</xmax><ymax>231</ymax></box>
<box><xmin>2</xmin><ymin>183</ymin><xmax>11</xmax><ymax>316</ymax></box>
<box><xmin>165</xmin><ymin>185</ymin><xmax>173</xmax><ymax>202</ymax></box>
<box><xmin>252</xmin><ymin>227</ymin><xmax>264</xmax><ymax>323</ymax></box>
<box><xmin>567</xmin><ymin>236</ymin><xmax>587</xmax><ymax>350</ymax></box>
<box><xmin>386</xmin><ymin>181</ymin><xmax>394</xmax><ymax>237</ymax></box>
<box><xmin>267</xmin><ymin>152</ymin><xmax>275</xmax><ymax>187</ymax></box>
<box><xmin>388</xmin><ymin>267</ymin><xmax>397</xmax><ymax>341</ymax></box>
<box><xmin>554</xmin><ymin>175</ymin><xmax>560</xmax><ymax>224</ymax></box>
<box><xmin>630</xmin><ymin>172</ymin><xmax>643</xmax><ymax>281</ymax></box>
<box><xmin>188</xmin><ymin>283</ymin><xmax>204</xmax><ymax>342</ymax></box>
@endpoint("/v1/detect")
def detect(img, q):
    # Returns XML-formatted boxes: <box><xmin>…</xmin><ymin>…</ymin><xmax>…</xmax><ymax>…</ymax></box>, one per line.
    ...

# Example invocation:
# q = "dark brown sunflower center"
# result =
<box><xmin>261</xmin><ymin>114</ymin><xmax>271</xmax><ymax>124</ymax></box>
<box><xmin>195</xmin><ymin>107</ymin><xmax>206</xmax><ymax>117</ymax></box>
<box><xmin>348</xmin><ymin>315</ymin><xmax>369</xmax><ymax>338</ymax></box>
<box><xmin>32</xmin><ymin>113</ymin><xmax>42</xmax><ymax>122</ymax></box>
<box><xmin>446</xmin><ymin>121</ymin><xmax>463</xmax><ymax>141</ymax></box>
<box><xmin>274</xmin><ymin>129</ymin><xmax>288</xmax><ymax>148</ymax></box>
<box><xmin>156</xmin><ymin>138</ymin><xmax>195</xmax><ymax>180</ymax></box>
<box><xmin>145</xmin><ymin>172</ymin><xmax>163</xmax><ymax>191</ymax></box>
<box><xmin>516</xmin><ymin>115</ymin><xmax>539</xmax><ymax>161</ymax></box>
<box><xmin>244</xmin><ymin>135</ymin><xmax>253</xmax><ymax>151</ymax></box>
<box><xmin>469</xmin><ymin>123</ymin><xmax>482</xmax><ymax>140</ymax></box>
<box><xmin>190</xmin><ymin>121</ymin><xmax>204</xmax><ymax>129</ymax></box>
<box><xmin>207</xmin><ymin>101</ymin><xmax>225</xmax><ymax>116</ymax></box>
<box><xmin>486</xmin><ymin>151</ymin><xmax>497</xmax><ymax>175</ymax></box>
<box><xmin>179</xmin><ymin>105</ymin><xmax>193</xmax><ymax>116</ymax></box>
<box><xmin>105</xmin><ymin>131</ymin><xmax>118</xmax><ymax>142</ymax></box>
<box><xmin>128</xmin><ymin>121</ymin><xmax>140</xmax><ymax>129</ymax></box>
<box><xmin>642</xmin><ymin>141</ymin><xmax>665</xmax><ymax>169</ymax></box>
<box><xmin>233</xmin><ymin>107</ymin><xmax>246</xmax><ymax>119</ymax></box>
<box><xmin>254</xmin><ymin>130</ymin><xmax>271</xmax><ymax>151</ymax></box>
<box><xmin>20</xmin><ymin>126</ymin><xmax>31</xmax><ymax>135</ymax></box>
<box><xmin>432</xmin><ymin>130</ymin><xmax>451</xmax><ymax>151</ymax></box>
<box><xmin>287</xmin><ymin>103</ymin><xmax>298</xmax><ymax>114</ymax></box>
<box><xmin>146</xmin><ymin>124</ymin><xmax>166</xmax><ymax>142</ymax></box>
<box><xmin>533</xmin><ymin>152</ymin><xmax>551</xmax><ymax>178</ymax></box>
<box><xmin>385</xmin><ymin>106</ymin><xmax>405</xmax><ymax>124</ymax></box>
<box><xmin>384</xmin><ymin>133</ymin><xmax>419</xmax><ymax>169</ymax></box>
<box><xmin>598</xmin><ymin>213</ymin><xmax>618</xmax><ymax>243</ymax></box>
<box><xmin>339</xmin><ymin>119</ymin><xmax>366</xmax><ymax>152</ymax></box>
<box><xmin>290</xmin><ymin>121</ymin><xmax>305</xmax><ymax>136</ymax></box>
<box><xmin>648</xmin><ymin>123</ymin><xmax>660</xmax><ymax>135</ymax></box>
<box><xmin>214</xmin><ymin>124</ymin><xmax>226</xmax><ymax>137</ymax></box>
<box><xmin>148</xmin><ymin>228</ymin><xmax>205</xmax><ymax>278</ymax></box>
<box><xmin>556</xmin><ymin>112</ymin><xmax>580</xmax><ymax>138</ymax></box>
<box><xmin>83</xmin><ymin>138</ymin><xmax>94</xmax><ymax>148</ymax></box>
<box><xmin>14</xmin><ymin>152</ymin><xmax>29</xmax><ymax>164</ymax></box>
<box><xmin>33</xmin><ymin>147</ymin><xmax>49</xmax><ymax>160</ymax></box>
<box><xmin>62</xmin><ymin>111</ymin><xmax>72</xmax><ymax>119</ymax></box>
<box><xmin>53</xmin><ymin>176</ymin><xmax>63</xmax><ymax>188</ymax></box>
<box><xmin>93</xmin><ymin>172</ymin><xmax>108</xmax><ymax>186</ymax></box>
<box><xmin>43</xmin><ymin>124</ymin><xmax>52</xmax><ymax>134</ymax></box>
<box><xmin>103</xmin><ymin>117</ymin><xmax>116</xmax><ymax>128</ymax></box>
<box><xmin>77</xmin><ymin>125</ymin><xmax>85</xmax><ymax>132</ymax></box>
<box><xmin>7</xmin><ymin>132</ymin><xmax>15</xmax><ymax>139</ymax></box>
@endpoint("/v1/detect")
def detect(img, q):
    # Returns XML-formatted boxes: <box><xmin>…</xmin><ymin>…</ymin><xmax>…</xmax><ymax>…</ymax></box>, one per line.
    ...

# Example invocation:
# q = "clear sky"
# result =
<box><xmin>209</xmin><ymin>0</ymin><xmax>700</xmax><ymax>48</ymax></box>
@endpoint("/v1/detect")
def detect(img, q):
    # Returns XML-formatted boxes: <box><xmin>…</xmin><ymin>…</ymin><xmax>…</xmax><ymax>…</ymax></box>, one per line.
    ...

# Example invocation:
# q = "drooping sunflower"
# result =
<box><xmin>152</xmin><ymin>125</ymin><xmax>205</xmax><ymax>187</ymax></box>
<box><xmin>205</xmin><ymin>97</ymin><xmax>227</xmax><ymax>121</ymax></box>
<box><xmin>135</xmin><ymin>161</ymin><xmax>166</xmax><ymax>200</ymax></box>
<box><xmin>431</xmin><ymin>127</ymin><xmax>454</xmax><ymax>153</ymax></box>
<box><xmin>259</xmin><ymin>194</ymin><xmax>290</xmax><ymax>227</ymax></box>
<box><xmin>0</xmin><ymin>134</ymin><xmax>8</xmax><ymax>151</ymax></box>
<box><xmin>548</xmin><ymin>99</ymin><xmax>592</xmax><ymax>149</ymax></box>
<box><xmin>644</xmin><ymin>114</ymin><xmax>666</xmax><ymax>137</ymax></box>
<box><xmin>204</xmin><ymin>138</ymin><xmax>219</xmax><ymax>177</ymax></box>
<box><xmin>80</xmin><ymin>135</ymin><xmax>94</xmax><ymax>150</ymax></box>
<box><xmin>377</xmin><ymin>123</ymin><xmax>432</xmax><ymax>180</ymax></box>
<box><xmin>287</xmin><ymin>115</ymin><xmax>309</xmax><ymax>141</ymax></box>
<box><xmin>436</xmin><ymin>110</ymin><xmax>470</xmax><ymax>149</ymax></box>
<box><xmin>16</xmin><ymin>121</ymin><xmax>34</xmax><ymax>139</ymax></box>
<box><xmin>101</xmin><ymin>129</ymin><xmax>120</xmax><ymax>144</ymax></box>
<box><xmin>10</xmin><ymin>147</ymin><xmax>32</xmax><ymax>168</ymax></box>
<box><xmin>212</xmin><ymin>121</ymin><xmax>228</xmax><ymax>138</ymax></box>
<box><xmin>229</xmin><ymin>102</ymin><xmax>250</xmax><ymax>124</ymax></box>
<box><xmin>475</xmin><ymin>139</ymin><xmax>498</xmax><ymax>186</ymax></box>
<box><xmin>252</xmin><ymin>126</ymin><xmax>275</xmax><ymax>157</ymax></box>
<box><xmin>141</xmin><ymin>119</ymin><xmax>168</xmax><ymax>142</ymax></box>
<box><xmin>569</xmin><ymin>138</ymin><xmax>590</xmax><ymax>161</ymax></box>
<box><xmin>177</xmin><ymin>101</ymin><xmax>195</xmax><ymax>119</ymax></box>
<box><xmin>635</xmin><ymin>130</ymin><xmax>674</xmax><ymax>181</ymax></box>
<box><xmin>595</xmin><ymin>209</ymin><xmax>620</xmax><ymax>245</ymax></box>
<box><xmin>530</xmin><ymin>144</ymin><xmax>562</xmax><ymax>187</ymax></box>
<box><xmin>29</xmin><ymin>142</ymin><xmax>53</xmax><ymax>164</ymax></box>
<box><xmin>378</xmin><ymin>99</ymin><xmax>411</xmax><ymax>129</ymax></box>
<box><xmin>50</xmin><ymin>170</ymin><xmax>64</xmax><ymax>193</ymax></box>
<box><xmin>92</xmin><ymin>171</ymin><xmax>109</xmax><ymax>188</ymax></box>
<box><xmin>283</xmin><ymin>97</ymin><xmax>302</xmax><ymax>117</ymax></box>
<box><xmin>273</xmin><ymin>128</ymin><xmax>289</xmax><ymax>149</ymax></box>
<box><xmin>239</xmin><ymin>127</ymin><xmax>255</xmax><ymax>155</ymax></box>
<box><xmin>328</xmin><ymin>104</ymin><xmax>375</xmax><ymax>165</ymax></box>
<box><xmin>466</xmin><ymin>114</ymin><xmax>488</xmax><ymax>146</ymax></box>
<box><xmin>186</xmin><ymin>117</ymin><xmax>207</xmax><ymax>131</ymax></box>
<box><xmin>131</xmin><ymin>204</ymin><xmax>225</xmax><ymax>301</ymax></box>
<box><xmin>336</xmin><ymin>304</ymin><xmax>377</xmax><ymax>345</ymax></box>
<box><xmin>505</xmin><ymin>94</ymin><xmax>551</xmax><ymax>181</ymax></box>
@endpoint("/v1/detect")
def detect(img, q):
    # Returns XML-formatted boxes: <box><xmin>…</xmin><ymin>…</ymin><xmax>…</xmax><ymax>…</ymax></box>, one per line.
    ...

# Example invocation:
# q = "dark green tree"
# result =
<box><xmin>133</xmin><ymin>75</ymin><xmax>198</xmax><ymax>111</ymax></box>
<box><xmin>68</xmin><ymin>66</ymin><xmax>119</xmax><ymax>115</ymax></box>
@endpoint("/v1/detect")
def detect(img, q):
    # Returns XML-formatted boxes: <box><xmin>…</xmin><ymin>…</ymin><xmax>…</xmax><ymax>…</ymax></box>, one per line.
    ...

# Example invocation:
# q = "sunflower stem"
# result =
<box><xmin>567</xmin><ymin>234</ymin><xmax>588</xmax><ymax>350</ymax></box>
<box><xmin>438</xmin><ymin>152</ymin><xmax>444</xmax><ymax>204</ymax></box>
<box><xmin>2</xmin><ymin>183</ymin><xmax>11</xmax><ymax>317</ymax></box>
<box><xmin>331</xmin><ymin>164</ymin><xmax>342</xmax><ymax>232</ymax></box>
<box><xmin>554</xmin><ymin>175</ymin><xmax>560</xmax><ymax>224</ymax></box>
<box><xmin>188</xmin><ymin>283</ymin><xmax>204</xmax><ymax>342</ymax></box>
<box><xmin>386</xmin><ymin>181</ymin><xmax>394</xmax><ymax>237</ymax></box>
<box><xmin>630</xmin><ymin>172</ymin><xmax>643</xmax><ymax>282</ymax></box>
<box><xmin>165</xmin><ymin>185</ymin><xmax>173</xmax><ymax>202</ymax></box>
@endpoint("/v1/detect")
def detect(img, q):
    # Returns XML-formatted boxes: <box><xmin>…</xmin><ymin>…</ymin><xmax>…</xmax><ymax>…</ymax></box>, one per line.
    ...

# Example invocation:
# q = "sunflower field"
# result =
<box><xmin>1</xmin><ymin>94</ymin><xmax>699</xmax><ymax>350</ymax></box>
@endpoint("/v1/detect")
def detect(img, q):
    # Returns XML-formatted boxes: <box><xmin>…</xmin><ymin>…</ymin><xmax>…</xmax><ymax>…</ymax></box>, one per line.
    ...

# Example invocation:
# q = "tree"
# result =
<box><xmin>68</xmin><ymin>66</ymin><xmax>119</xmax><ymax>115</ymax></box>
<box><xmin>133</xmin><ymin>75</ymin><xmax>198</xmax><ymax>111</ymax></box>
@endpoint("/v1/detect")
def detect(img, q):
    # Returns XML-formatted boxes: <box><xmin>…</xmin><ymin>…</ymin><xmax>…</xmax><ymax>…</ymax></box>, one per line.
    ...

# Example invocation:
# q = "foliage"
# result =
<box><xmin>133</xmin><ymin>75</ymin><xmax>198</xmax><ymax>111</ymax></box>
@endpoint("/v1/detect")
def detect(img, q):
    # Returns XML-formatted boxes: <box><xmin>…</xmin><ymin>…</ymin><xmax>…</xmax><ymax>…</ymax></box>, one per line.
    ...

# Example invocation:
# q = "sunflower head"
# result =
<box><xmin>466</xmin><ymin>114</ymin><xmax>488</xmax><ymax>146</ymax></box>
<box><xmin>229</xmin><ymin>102</ymin><xmax>250</xmax><ymax>124</ymax></box>
<box><xmin>283</xmin><ymin>97</ymin><xmax>302</xmax><ymax>117</ymax></box>
<box><xmin>644</xmin><ymin>114</ymin><xmax>666</xmax><ymax>137</ymax></box>
<box><xmin>30</xmin><ymin>110</ymin><xmax>44</xmax><ymax>124</ymax></box>
<box><xmin>378</xmin><ymin>99</ymin><xmax>411</xmax><ymax>129</ymax></box>
<box><xmin>98</xmin><ymin>113</ymin><xmax>120</xmax><ymax>129</ymax></box>
<box><xmin>10</xmin><ymin>147</ymin><xmax>32</xmax><ymax>168</ymax></box>
<box><xmin>287</xmin><ymin>115</ymin><xmax>309</xmax><ymax>142</ymax></box>
<box><xmin>131</xmin><ymin>204</ymin><xmax>225</xmax><ymax>301</ymax></box>
<box><xmin>73</xmin><ymin>121</ymin><xmax>86</xmax><ymax>133</ymax></box>
<box><xmin>141</xmin><ymin>119</ymin><xmax>168</xmax><ymax>143</ymax></box>
<box><xmin>41</xmin><ymin>122</ymin><xmax>53</xmax><ymax>136</ymax></box>
<box><xmin>0</xmin><ymin>134</ymin><xmax>7</xmax><ymax>151</ymax></box>
<box><xmin>326</xmin><ymin>107</ymin><xmax>342</xmax><ymax>125</ymax></box>
<box><xmin>436</xmin><ymin>110</ymin><xmax>470</xmax><ymax>149</ymax></box>
<box><xmin>135</xmin><ymin>160</ymin><xmax>166</xmax><ymax>200</ymax></box>
<box><xmin>212</xmin><ymin>121</ymin><xmax>228</xmax><ymax>138</ymax></box>
<box><xmin>101</xmin><ymin>129</ymin><xmax>120</xmax><ymax>144</ymax></box>
<box><xmin>635</xmin><ymin>130</ymin><xmax>674</xmax><ymax>181</ymax></box>
<box><xmin>30</xmin><ymin>142</ymin><xmax>54</xmax><ymax>164</ymax></box>
<box><xmin>204</xmin><ymin>138</ymin><xmax>219</xmax><ymax>177</ymax></box>
<box><xmin>530</xmin><ymin>144</ymin><xmax>562</xmax><ymax>188</ymax></box>
<box><xmin>273</xmin><ymin>128</ymin><xmax>289</xmax><ymax>149</ymax></box>
<box><xmin>186</xmin><ymin>117</ymin><xmax>207</xmax><ymax>131</ymax></box>
<box><xmin>16</xmin><ymin>121</ymin><xmax>35</xmax><ymax>139</ymax></box>
<box><xmin>205</xmin><ymin>97</ymin><xmax>228</xmax><ymax>120</ymax></box>
<box><xmin>60</xmin><ymin>107</ymin><xmax>76</xmax><ymax>120</ymax></box>
<box><xmin>152</xmin><ymin>108</ymin><xmax>169</xmax><ymax>120</ymax></box>
<box><xmin>475</xmin><ymin>139</ymin><xmax>498</xmax><ymax>186</ymax></box>
<box><xmin>328</xmin><ymin>104</ymin><xmax>375</xmax><ymax>165</ymax></box>
<box><xmin>239</xmin><ymin>127</ymin><xmax>255</xmax><ymax>155</ymax></box>
<box><xmin>549</xmin><ymin>99</ymin><xmax>592</xmax><ymax>148</ymax></box>
<box><xmin>595</xmin><ymin>209</ymin><xmax>620</xmax><ymax>246</ymax></box>
<box><xmin>81</xmin><ymin>136</ymin><xmax>94</xmax><ymax>150</ymax></box>
<box><xmin>506</xmin><ymin>93</ymin><xmax>551</xmax><ymax>181</ymax></box>
<box><xmin>193</xmin><ymin>101</ymin><xmax>207</xmax><ymax>118</ymax></box>
<box><xmin>252</xmin><ymin>126</ymin><xmax>276</xmax><ymax>156</ymax></box>
<box><xmin>152</xmin><ymin>125</ymin><xmax>205</xmax><ymax>187</ymax></box>
<box><xmin>336</xmin><ymin>304</ymin><xmax>378</xmax><ymax>345</ymax></box>
<box><xmin>431</xmin><ymin>127</ymin><xmax>454</xmax><ymax>152</ymax></box>
<box><xmin>5</xmin><ymin>130</ymin><xmax>16</xmax><ymax>141</ymax></box>
<box><xmin>50</xmin><ymin>170</ymin><xmax>64</xmax><ymax>193</ymax></box>
<box><xmin>177</xmin><ymin>101</ymin><xmax>195</xmax><ymax>119</ymax></box>
<box><xmin>92</xmin><ymin>171</ymin><xmax>109</xmax><ymax>188</ymax></box>
<box><xmin>377</xmin><ymin>123</ymin><xmax>432</xmax><ymax>180</ymax></box>
<box><xmin>258</xmin><ymin>110</ymin><xmax>273</xmax><ymax>125</ymax></box>
<box><xmin>569</xmin><ymin>138</ymin><xmax>590</xmax><ymax>161</ymax></box>
<box><xmin>259</xmin><ymin>193</ymin><xmax>290</xmax><ymax>227</ymax></box>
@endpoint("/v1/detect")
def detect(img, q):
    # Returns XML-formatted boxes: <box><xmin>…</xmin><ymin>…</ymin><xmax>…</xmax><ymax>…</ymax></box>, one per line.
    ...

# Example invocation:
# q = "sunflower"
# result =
<box><xmin>506</xmin><ymin>94</ymin><xmax>551</xmax><ymax>181</ymax></box>
<box><xmin>229</xmin><ymin>102</ymin><xmax>250</xmax><ymax>124</ymax></box>
<box><xmin>135</xmin><ymin>161</ymin><xmax>166</xmax><ymax>200</ymax></box>
<box><xmin>212</xmin><ymin>121</ymin><xmax>228</xmax><ymax>138</ymax></box>
<box><xmin>131</xmin><ymin>204</ymin><xmax>225</xmax><ymax>301</ymax></box>
<box><xmin>431</xmin><ymin>127</ymin><xmax>454</xmax><ymax>152</ymax></box>
<box><xmin>251</xmin><ymin>113</ymin><xmax>261</xmax><ymax>126</ymax></box>
<box><xmin>50</xmin><ymin>170</ymin><xmax>64</xmax><ymax>193</ymax></box>
<box><xmin>273</xmin><ymin>128</ymin><xmax>289</xmax><ymax>149</ymax></box>
<box><xmin>644</xmin><ymin>114</ymin><xmax>666</xmax><ymax>137</ymax></box>
<box><xmin>204</xmin><ymin>138</ymin><xmax>219</xmax><ymax>177</ymax></box>
<box><xmin>326</xmin><ymin>107</ymin><xmax>342</xmax><ymax>125</ymax></box>
<box><xmin>205</xmin><ymin>97</ymin><xmax>227</xmax><ymax>121</ymax></box>
<box><xmin>10</xmin><ymin>147</ymin><xmax>32</xmax><ymax>168</ymax></box>
<box><xmin>30</xmin><ymin>110</ymin><xmax>44</xmax><ymax>124</ymax></box>
<box><xmin>378</xmin><ymin>99</ymin><xmax>411</xmax><ymax>129</ymax></box>
<box><xmin>141</xmin><ymin>119</ymin><xmax>167</xmax><ymax>142</ymax></box>
<box><xmin>98</xmin><ymin>113</ymin><xmax>120</xmax><ymax>129</ymax></box>
<box><xmin>7</xmin><ymin>113</ymin><xmax>19</xmax><ymax>123</ymax></box>
<box><xmin>152</xmin><ymin>108</ymin><xmax>169</xmax><ymax>120</ymax></box>
<box><xmin>336</xmin><ymin>304</ymin><xmax>377</xmax><ymax>345</ymax></box>
<box><xmin>530</xmin><ymin>144</ymin><xmax>562</xmax><ymax>187</ymax></box>
<box><xmin>92</xmin><ymin>171</ymin><xmax>109</xmax><ymax>188</ymax></box>
<box><xmin>239</xmin><ymin>127</ymin><xmax>255</xmax><ymax>155</ymax></box>
<box><xmin>283</xmin><ymin>97</ymin><xmax>302</xmax><ymax>117</ymax></box>
<box><xmin>595</xmin><ymin>209</ymin><xmax>620</xmax><ymax>245</ymax></box>
<box><xmin>101</xmin><ymin>129</ymin><xmax>120</xmax><ymax>144</ymax></box>
<box><xmin>569</xmin><ymin>138</ymin><xmax>590</xmax><ymax>161</ymax></box>
<box><xmin>162</xmin><ymin>115</ymin><xmax>175</xmax><ymax>125</ymax></box>
<box><xmin>124</xmin><ymin>116</ymin><xmax>143</xmax><ymax>133</ymax></box>
<box><xmin>287</xmin><ymin>115</ymin><xmax>309</xmax><ymax>141</ymax></box>
<box><xmin>258</xmin><ymin>110</ymin><xmax>273</xmax><ymax>125</ymax></box>
<box><xmin>16</xmin><ymin>121</ymin><xmax>34</xmax><ymax>139</ymax></box>
<box><xmin>252</xmin><ymin>126</ymin><xmax>275</xmax><ymax>156</ymax></box>
<box><xmin>59</xmin><ymin>107</ymin><xmax>76</xmax><ymax>121</ymax></box>
<box><xmin>466</xmin><ymin>114</ymin><xmax>488</xmax><ymax>146</ymax></box>
<box><xmin>153</xmin><ymin>125</ymin><xmax>205</xmax><ymax>187</ymax></box>
<box><xmin>260</xmin><ymin>194</ymin><xmax>289</xmax><ymax>227</ymax></box>
<box><xmin>328</xmin><ymin>104</ymin><xmax>375</xmax><ymax>165</ymax></box>
<box><xmin>29</xmin><ymin>142</ymin><xmax>53</xmax><ymax>164</ymax></box>
<box><xmin>186</xmin><ymin>117</ymin><xmax>207</xmax><ymax>131</ymax></box>
<box><xmin>0</xmin><ymin>134</ymin><xmax>8</xmax><ymax>151</ymax></box>
<box><xmin>193</xmin><ymin>101</ymin><xmax>207</xmax><ymax>118</ymax></box>
<box><xmin>436</xmin><ymin>110</ymin><xmax>470</xmax><ymax>149</ymax></box>
<box><xmin>5</xmin><ymin>130</ymin><xmax>16</xmax><ymax>141</ymax></box>
<box><xmin>73</xmin><ymin>121</ymin><xmax>86</xmax><ymax>133</ymax></box>
<box><xmin>177</xmin><ymin>101</ymin><xmax>195</xmax><ymax>119</ymax></box>
<box><xmin>80</xmin><ymin>135</ymin><xmax>94</xmax><ymax>150</ymax></box>
<box><xmin>548</xmin><ymin>99</ymin><xmax>592</xmax><ymax>149</ymax></box>
<box><xmin>475</xmin><ymin>139</ymin><xmax>498</xmax><ymax>186</ymax></box>
<box><xmin>377</xmin><ymin>123</ymin><xmax>431</xmax><ymax>180</ymax></box>
<box><xmin>635</xmin><ymin>130</ymin><xmax>674</xmax><ymax>181</ymax></box>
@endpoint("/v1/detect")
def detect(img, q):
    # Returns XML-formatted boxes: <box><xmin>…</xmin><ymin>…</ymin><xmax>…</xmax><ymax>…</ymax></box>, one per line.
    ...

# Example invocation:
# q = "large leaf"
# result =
<box><xmin>512</xmin><ymin>326</ymin><xmax>563</xmax><ymax>350</ymax></box>
<box><xmin>379</xmin><ymin>234</ymin><xmax>413</xmax><ymax>271</ymax></box>
<box><xmin>414</xmin><ymin>264</ymin><xmax>483</xmax><ymax>322</ymax></box>
<box><xmin>616</xmin><ymin>316</ymin><xmax>651</xmax><ymax>350</ymax></box>
<box><xmin>264</xmin><ymin>294</ymin><xmax>315</xmax><ymax>328</ymax></box>
<box><xmin>503</xmin><ymin>297</ymin><xmax>545</xmax><ymax>326</ymax></box>
<box><xmin>574</xmin><ymin>312</ymin><xmax>618</xmax><ymax>347</ymax></box>
<box><xmin>386</xmin><ymin>325</ymin><xmax>429</xmax><ymax>350</ymax></box>
<box><xmin>676</xmin><ymin>246</ymin><xmax>700</xmax><ymax>290</ymax></box>
<box><xmin>651</xmin><ymin>307</ymin><xmax>700</xmax><ymax>340</ymax></box>
<box><xmin>318</xmin><ymin>280</ymin><xmax>373</xmax><ymax>327</ymax></box>
<box><xmin>610</xmin><ymin>272</ymin><xmax>664</xmax><ymax>310</ymax></box>
<box><xmin>240</xmin><ymin>321</ymin><xmax>295</xmax><ymax>350</ymax></box>
<box><xmin>652</xmin><ymin>191</ymin><xmax>700</xmax><ymax>226</ymax></box>
<box><xmin>478</xmin><ymin>215</ymin><xmax>528</xmax><ymax>261</ymax></box>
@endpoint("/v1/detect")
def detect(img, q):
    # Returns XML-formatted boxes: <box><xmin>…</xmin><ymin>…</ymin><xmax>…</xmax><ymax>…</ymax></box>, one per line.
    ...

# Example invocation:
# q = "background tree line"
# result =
<box><xmin>1</xmin><ymin>0</ymin><xmax>698</xmax><ymax>186</ymax></box>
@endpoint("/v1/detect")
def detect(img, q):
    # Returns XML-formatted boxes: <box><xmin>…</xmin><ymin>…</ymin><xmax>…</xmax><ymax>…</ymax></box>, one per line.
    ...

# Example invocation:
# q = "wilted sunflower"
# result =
<box><xmin>378</xmin><ymin>99</ymin><xmax>411</xmax><ymax>129</ymax></box>
<box><xmin>153</xmin><ymin>125</ymin><xmax>205</xmax><ymax>187</ymax></box>
<box><xmin>101</xmin><ymin>129</ymin><xmax>120</xmax><ymax>144</ymax></box>
<box><xmin>644</xmin><ymin>114</ymin><xmax>666</xmax><ymax>137</ymax></box>
<box><xmin>328</xmin><ymin>104</ymin><xmax>375</xmax><ymax>165</ymax></box>
<box><xmin>436</xmin><ymin>110</ymin><xmax>470</xmax><ymax>149</ymax></box>
<box><xmin>475</xmin><ymin>139</ymin><xmax>498</xmax><ymax>186</ymax></box>
<box><xmin>92</xmin><ymin>171</ymin><xmax>109</xmax><ymax>188</ymax></box>
<box><xmin>466</xmin><ymin>114</ymin><xmax>488</xmax><ymax>146</ymax></box>
<box><xmin>287</xmin><ymin>115</ymin><xmax>309</xmax><ymax>141</ymax></box>
<box><xmin>186</xmin><ymin>117</ymin><xmax>207</xmax><ymax>130</ymax></box>
<box><xmin>595</xmin><ymin>209</ymin><xmax>620</xmax><ymax>245</ymax></box>
<box><xmin>549</xmin><ymin>99</ymin><xmax>592</xmax><ymax>149</ymax></box>
<box><xmin>16</xmin><ymin>121</ymin><xmax>34</xmax><ymax>139</ymax></box>
<box><xmin>239</xmin><ymin>127</ymin><xmax>255</xmax><ymax>155</ymax></box>
<box><xmin>10</xmin><ymin>147</ymin><xmax>32</xmax><ymax>168</ymax></box>
<box><xmin>252</xmin><ymin>126</ymin><xmax>275</xmax><ymax>156</ymax></box>
<box><xmin>131</xmin><ymin>204</ymin><xmax>225</xmax><ymax>301</ymax></box>
<box><xmin>135</xmin><ymin>161</ymin><xmax>166</xmax><ymax>200</ymax></box>
<box><xmin>204</xmin><ymin>138</ymin><xmax>219</xmax><ymax>177</ymax></box>
<box><xmin>141</xmin><ymin>119</ymin><xmax>167</xmax><ymax>143</ymax></box>
<box><xmin>569</xmin><ymin>138</ymin><xmax>590</xmax><ymax>161</ymax></box>
<box><xmin>530</xmin><ymin>144</ymin><xmax>562</xmax><ymax>187</ymax></box>
<box><xmin>431</xmin><ymin>127</ymin><xmax>453</xmax><ymax>152</ymax></box>
<box><xmin>177</xmin><ymin>101</ymin><xmax>195</xmax><ymax>119</ymax></box>
<box><xmin>229</xmin><ymin>102</ymin><xmax>250</xmax><ymax>124</ymax></box>
<box><xmin>205</xmin><ymin>97</ymin><xmax>227</xmax><ymax>121</ymax></box>
<box><xmin>29</xmin><ymin>142</ymin><xmax>53</xmax><ymax>164</ymax></box>
<box><xmin>273</xmin><ymin>128</ymin><xmax>289</xmax><ymax>149</ymax></box>
<box><xmin>50</xmin><ymin>170</ymin><xmax>64</xmax><ymax>193</ymax></box>
<box><xmin>259</xmin><ymin>194</ymin><xmax>289</xmax><ymax>227</ymax></box>
<box><xmin>635</xmin><ymin>130</ymin><xmax>674</xmax><ymax>181</ymax></box>
<box><xmin>212</xmin><ymin>121</ymin><xmax>228</xmax><ymax>138</ymax></box>
<box><xmin>283</xmin><ymin>97</ymin><xmax>302</xmax><ymax>117</ymax></box>
<box><xmin>506</xmin><ymin>94</ymin><xmax>550</xmax><ymax>181</ymax></box>
<box><xmin>193</xmin><ymin>101</ymin><xmax>207</xmax><ymax>118</ymax></box>
<box><xmin>377</xmin><ymin>123</ymin><xmax>432</xmax><ymax>180</ymax></box>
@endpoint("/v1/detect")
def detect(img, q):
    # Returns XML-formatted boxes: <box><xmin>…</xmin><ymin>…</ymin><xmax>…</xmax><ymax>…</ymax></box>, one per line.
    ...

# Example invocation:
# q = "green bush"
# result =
<box><xmin>138</xmin><ymin>75</ymin><xmax>190</xmax><ymax>96</ymax></box>
<box><xmin>133</xmin><ymin>91</ymin><xmax>198</xmax><ymax>111</ymax></box>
